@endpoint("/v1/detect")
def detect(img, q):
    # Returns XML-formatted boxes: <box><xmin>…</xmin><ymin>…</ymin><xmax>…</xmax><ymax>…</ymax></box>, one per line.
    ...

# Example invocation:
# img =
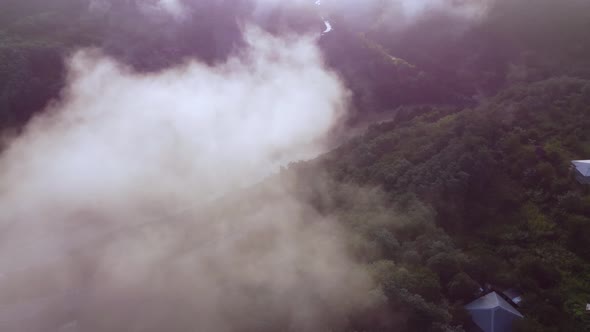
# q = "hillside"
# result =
<box><xmin>0</xmin><ymin>0</ymin><xmax>589</xmax><ymax>331</ymax></box>
<box><xmin>291</xmin><ymin>77</ymin><xmax>590</xmax><ymax>331</ymax></box>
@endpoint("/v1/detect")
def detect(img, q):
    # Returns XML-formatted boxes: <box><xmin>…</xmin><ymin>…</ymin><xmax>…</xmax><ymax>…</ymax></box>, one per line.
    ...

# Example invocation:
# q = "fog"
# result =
<box><xmin>0</xmin><ymin>27</ymin><xmax>371</xmax><ymax>331</ymax></box>
<box><xmin>128</xmin><ymin>0</ymin><xmax>491</xmax><ymax>34</ymax></box>
<box><xmin>311</xmin><ymin>0</ymin><xmax>492</xmax><ymax>32</ymax></box>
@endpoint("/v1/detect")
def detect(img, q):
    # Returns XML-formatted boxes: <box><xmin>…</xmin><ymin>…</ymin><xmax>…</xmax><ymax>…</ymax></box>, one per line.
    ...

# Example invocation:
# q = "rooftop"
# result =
<box><xmin>465</xmin><ymin>291</ymin><xmax>523</xmax><ymax>332</ymax></box>
<box><xmin>572</xmin><ymin>160</ymin><xmax>590</xmax><ymax>177</ymax></box>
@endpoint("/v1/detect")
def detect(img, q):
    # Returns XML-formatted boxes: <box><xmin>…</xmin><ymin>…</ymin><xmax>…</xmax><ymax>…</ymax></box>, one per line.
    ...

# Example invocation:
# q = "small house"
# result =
<box><xmin>572</xmin><ymin>160</ymin><xmax>590</xmax><ymax>184</ymax></box>
<box><xmin>465</xmin><ymin>291</ymin><xmax>524</xmax><ymax>332</ymax></box>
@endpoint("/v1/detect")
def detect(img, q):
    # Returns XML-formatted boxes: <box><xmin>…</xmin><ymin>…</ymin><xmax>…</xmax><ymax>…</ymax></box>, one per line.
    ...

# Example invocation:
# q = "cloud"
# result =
<box><xmin>314</xmin><ymin>0</ymin><xmax>491</xmax><ymax>33</ymax></box>
<box><xmin>133</xmin><ymin>0</ymin><xmax>187</xmax><ymax>19</ymax></box>
<box><xmin>400</xmin><ymin>0</ymin><xmax>490</xmax><ymax>18</ymax></box>
<box><xmin>0</xmin><ymin>27</ymin><xmax>369</xmax><ymax>331</ymax></box>
<box><xmin>156</xmin><ymin>0</ymin><xmax>185</xmax><ymax>16</ymax></box>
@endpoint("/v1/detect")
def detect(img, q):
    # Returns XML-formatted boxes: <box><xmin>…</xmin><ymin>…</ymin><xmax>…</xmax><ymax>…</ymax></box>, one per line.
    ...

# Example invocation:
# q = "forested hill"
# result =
<box><xmin>1</xmin><ymin>0</ymin><xmax>590</xmax><ymax>331</ymax></box>
<box><xmin>2</xmin><ymin>0</ymin><xmax>590</xmax><ymax>130</ymax></box>
<box><xmin>285</xmin><ymin>77</ymin><xmax>590</xmax><ymax>331</ymax></box>
<box><xmin>320</xmin><ymin>0</ymin><xmax>590</xmax><ymax>120</ymax></box>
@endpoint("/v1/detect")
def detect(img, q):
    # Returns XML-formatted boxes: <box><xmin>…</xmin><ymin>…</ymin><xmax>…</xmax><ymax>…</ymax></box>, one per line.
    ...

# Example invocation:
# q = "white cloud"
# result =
<box><xmin>0</xmin><ymin>27</ymin><xmax>370</xmax><ymax>331</ymax></box>
<box><xmin>155</xmin><ymin>0</ymin><xmax>185</xmax><ymax>17</ymax></box>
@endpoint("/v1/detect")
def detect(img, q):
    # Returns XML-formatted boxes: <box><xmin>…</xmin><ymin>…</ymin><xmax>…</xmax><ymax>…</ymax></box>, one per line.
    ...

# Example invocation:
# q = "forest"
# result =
<box><xmin>0</xmin><ymin>0</ymin><xmax>589</xmax><ymax>331</ymax></box>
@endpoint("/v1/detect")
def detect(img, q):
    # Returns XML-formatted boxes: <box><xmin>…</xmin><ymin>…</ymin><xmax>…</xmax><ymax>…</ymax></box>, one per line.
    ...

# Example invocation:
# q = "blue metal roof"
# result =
<box><xmin>465</xmin><ymin>292</ymin><xmax>523</xmax><ymax>332</ymax></box>
<box><xmin>572</xmin><ymin>160</ymin><xmax>590</xmax><ymax>177</ymax></box>
<box><xmin>572</xmin><ymin>160</ymin><xmax>590</xmax><ymax>184</ymax></box>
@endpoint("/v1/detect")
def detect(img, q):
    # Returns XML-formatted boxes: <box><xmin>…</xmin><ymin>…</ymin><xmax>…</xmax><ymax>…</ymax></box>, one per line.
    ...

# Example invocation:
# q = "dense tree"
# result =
<box><xmin>447</xmin><ymin>273</ymin><xmax>480</xmax><ymax>302</ymax></box>
<box><xmin>1</xmin><ymin>0</ymin><xmax>590</xmax><ymax>331</ymax></box>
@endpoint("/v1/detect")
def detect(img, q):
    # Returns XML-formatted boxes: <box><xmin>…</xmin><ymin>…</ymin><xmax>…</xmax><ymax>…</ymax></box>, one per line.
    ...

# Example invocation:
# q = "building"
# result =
<box><xmin>465</xmin><ymin>291</ymin><xmax>524</xmax><ymax>332</ymax></box>
<box><xmin>572</xmin><ymin>160</ymin><xmax>590</xmax><ymax>184</ymax></box>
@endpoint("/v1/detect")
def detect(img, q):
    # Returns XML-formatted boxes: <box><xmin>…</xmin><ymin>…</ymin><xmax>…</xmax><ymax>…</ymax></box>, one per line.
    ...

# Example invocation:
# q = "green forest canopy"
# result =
<box><xmin>1</xmin><ymin>0</ymin><xmax>590</xmax><ymax>331</ymax></box>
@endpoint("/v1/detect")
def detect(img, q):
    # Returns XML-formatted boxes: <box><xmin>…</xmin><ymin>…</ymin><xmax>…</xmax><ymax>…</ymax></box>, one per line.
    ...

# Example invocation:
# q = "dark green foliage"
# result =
<box><xmin>427</xmin><ymin>253</ymin><xmax>462</xmax><ymax>283</ymax></box>
<box><xmin>0</xmin><ymin>0</ymin><xmax>248</xmax><ymax>131</ymax></box>
<box><xmin>447</xmin><ymin>273</ymin><xmax>480</xmax><ymax>302</ymax></box>
<box><xmin>513</xmin><ymin>318</ymin><xmax>558</xmax><ymax>332</ymax></box>
<box><xmin>1</xmin><ymin>1</ymin><xmax>590</xmax><ymax>331</ymax></box>
<box><xmin>516</xmin><ymin>256</ymin><xmax>561</xmax><ymax>290</ymax></box>
<box><xmin>312</xmin><ymin>77</ymin><xmax>590</xmax><ymax>331</ymax></box>
<box><xmin>0</xmin><ymin>43</ymin><xmax>65</xmax><ymax>129</ymax></box>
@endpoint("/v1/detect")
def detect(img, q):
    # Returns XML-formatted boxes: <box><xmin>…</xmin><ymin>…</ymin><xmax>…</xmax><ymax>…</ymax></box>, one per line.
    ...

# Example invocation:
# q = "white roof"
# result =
<box><xmin>572</xmin><ymin>160</ymin><xmax>590</xmax><ymax>177</ymax></box>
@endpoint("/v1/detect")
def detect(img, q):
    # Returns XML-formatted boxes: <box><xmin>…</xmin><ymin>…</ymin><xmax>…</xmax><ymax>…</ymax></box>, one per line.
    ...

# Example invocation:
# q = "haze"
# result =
<box><xmin>0</xmin><ymin>0</ymin><xmax>589</xmax><ymax>331</ymax></box>
<box><xmin>0</xmin><ymin>26</ymin><xmax>368</xmax><ymax>331</ymax></box>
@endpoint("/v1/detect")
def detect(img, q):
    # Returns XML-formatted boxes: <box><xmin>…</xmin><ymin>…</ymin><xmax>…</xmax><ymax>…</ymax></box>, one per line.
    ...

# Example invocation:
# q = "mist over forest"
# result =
<box><xmin>0</xmin><ymin>0</ymin><xmax>589</xmax><ymax>331</ymax></box>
